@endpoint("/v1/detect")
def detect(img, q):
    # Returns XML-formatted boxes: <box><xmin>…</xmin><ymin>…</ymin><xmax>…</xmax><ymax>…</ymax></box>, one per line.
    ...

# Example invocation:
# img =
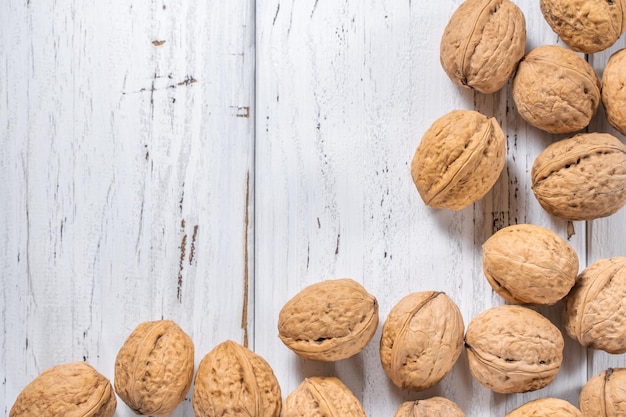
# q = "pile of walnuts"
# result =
<box><xmin>8</xmin><ymin>0</ymin><xmax>626</xmax><ymax>416</ymax></box>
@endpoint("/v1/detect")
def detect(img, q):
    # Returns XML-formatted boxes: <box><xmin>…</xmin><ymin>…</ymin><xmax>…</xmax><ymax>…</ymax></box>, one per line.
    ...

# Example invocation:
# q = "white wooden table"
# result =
<box><xmin>2</xmin><ymin>1</ymin><xmax>625</xmax><ymax>416</ymax></box>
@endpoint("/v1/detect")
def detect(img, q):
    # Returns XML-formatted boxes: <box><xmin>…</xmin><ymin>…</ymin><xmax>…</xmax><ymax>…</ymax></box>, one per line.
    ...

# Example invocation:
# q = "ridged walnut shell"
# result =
<box><xmin>411</xmin><ymin>110</ymin><xmax>506</xmax><ymax>210</ymax></box>
<box><xmin>394</xmin><ymin>397</ymin><xmax>466</xmax><ymax>417</ymax></box>
<box><xmin>114</xmin><ymin>320</ymin><xmax>194</xmax><ymax>416</ymax></box>
<box><xmin>192</xmin><ymin>340</ymin><xmax>281</xmax><ymax>417</ymax></box>
<box><xmin>380</xmin><ymin>291</ymin><xmax>464</xmax><ymax>391</ymax></box>
<box><xmin>10</xmin><ymin>361</ymin><xmax>116</xmax><ymax>417</ymax></box>
<box><xmin>531</xmin><ymin>133</ymin><xmax>626</xmax><ymax>221</ymax></box>
<box><xmin>465</xmin><ymin>305</ymin><xmax>564</xmax><ymax>394</ymax></box>
<box><xmin>506</xmin><ymin>398</ymin><xmax>582</xmax><ymax>417</ymax></box>
<box><xmin>283</xmin><ymin>376</ymin><xmax>365</xmax><ymax>417</ymax></box>
<box><xmin>512</xmin><ymin>45</ymin><xmax>601</xmax><ymax>134</ymax></box>
<box><xmin>482</xmin><ymin>224</ymin><xmax>579</xmax><ymax>305</ymax></box>
<box><xmin>540</xmin><ymin>0</ymin><xmax>626</xmax><ymax>53</ymax></box>
<box><xmin>602</xmin><ymin>48</ymin><xmax>626</xmax><ymax>136</ymax></box>
<box><xmin>440</xmin><ymin>0</ymin><xmax>526</xmax><ymax>94</ymax></box>
<box><xmin>278</xmin><ymin>278</ymin><xmax>378</xmax><ymax>361</ymax></box>
<box><xmin>579</xmin><ymin>368</ymin><xmax>626</xmax><ymax>417</ymax></box>
<box><xmin>563</xmin><ymin>257</ymin><xmax>626</xmax><ymax>354</ymax></box>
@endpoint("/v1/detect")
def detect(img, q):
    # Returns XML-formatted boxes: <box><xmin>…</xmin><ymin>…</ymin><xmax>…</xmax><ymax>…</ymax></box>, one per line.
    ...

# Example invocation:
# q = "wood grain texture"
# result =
<box><xmin>255</xmin><ymin>1</ymin><xmax>593</xmax><ymax>416</ymax></box>
<box><xmin>0</xmin><ymin>0</ymin><xmax>255</xmax><ymax>416</ymax></box>
<box><xmin>1</xmin><ymin>0</ymin><xmax>625</xmax><ymax>416</ymax></box>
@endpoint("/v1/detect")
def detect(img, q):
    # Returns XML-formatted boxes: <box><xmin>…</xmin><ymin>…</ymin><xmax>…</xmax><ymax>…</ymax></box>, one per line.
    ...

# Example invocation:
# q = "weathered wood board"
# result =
<box><xmin>1</xmin><ymin>1</ymin><xmax>625</xmax><ymax>416</ymax></box>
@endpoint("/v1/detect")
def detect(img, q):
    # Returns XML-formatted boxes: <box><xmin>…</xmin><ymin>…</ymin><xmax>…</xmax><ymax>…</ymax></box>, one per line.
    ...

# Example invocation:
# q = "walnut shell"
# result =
<box><xmin>532</xmin><ymin>133</ymin><xmax>626</xmax><ymax>221</ymax></box>
<box><xmin>380</xmin><ymin>291</ymin><xmax>464</xmax><ymax>391</ymax></box>
<box><xmin>283</xmin><ymin>376</ymin><xmax>365</xmax><ymax>417</ymax></box>
<box><xmin>192</xmin><ymin>340</ymin><xmax>281</xmax><ymax>417</ymax></box>
<box><xmin>411</xmin><ymin>110</ymin><xmax>506</xmax><ymax>210</ymax></box>
<box><xmin>602</xmin><ymin>48</ymin><xmax>626</xmax><ymax>136</ymax></box>
<box><xmin>482</xmin><ymin>224</ymin><xmax>579</xmax><ymax>305</ymax></box>
<box><xmin>278</xmin><ymin>278</ymin><xmax>378</xmax><ymax>361</ymax></box>
<box><xmin>512</xmin><ymin>45</ymin><xmax>601</xmax><ymax>134</ymax></box>
<box><xmin>579</xmin><ymin>368</ymin><xmax>626</xmax><ymax>416</ymax></box>
<box><xmin>465</xmin><ymin>305</ymin><xmax>564</xmax><ymax>394</ymax></box>
<box><xmin>114</xmin><ymin>320</ymin><xmax>194</xmax><ymax>416</ymax></box>
<box><xmin>440</xmin><ymin>0</ymin><xmax>526</xmax><ymax>94</ymax></box>
<box><xmin>10</xmin><ymin>361</ymin><xmax>116</xmax><ymax>417</ymax></box>
<box><xmin>540</xmin><ymin>0</ymin><xmax>626</xmax><ymax>53</ymax></box>
<box><xmin>394</xmin><ymin>397</ymin><xmax>466</xmax><ymax>417</ymax></box>
<box><xmin>563</xmin><ymin>257</ymin><xmax>626</xmax><ymax>354</ymax></box>
<box><xmin>506</xmin><ymin>398</ymin><xmax>582</xmax><ymax>417</ymax></box>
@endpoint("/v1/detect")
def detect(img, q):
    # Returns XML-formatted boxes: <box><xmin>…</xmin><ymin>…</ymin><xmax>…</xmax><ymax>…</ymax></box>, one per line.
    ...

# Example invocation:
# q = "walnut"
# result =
<box><xmin>278</xmin><ymin>278</ymin><xmax>378</xmax><ymax>361</ymax></box>
<box><xmin>512</xmin><ymin>45</ymin><xmax>601</xmax><ymax>134</ymax></box>
<box><xmin>10</xmin><ymin>361</ymin><xmax>116</xmax><ymax>417</ymax></box>
<box><xmin>283</xmin><ymin>376</ymin><xmax>365</xmax><ymax>417</ymax></box>
<box><xmin>602</xmin><ymin>48</ymin><xmax>626</xmax><ymax>136</ymax></box>
<box><xmin>380</xmin><ymin>291</ymin><xmax>464</xmax><ymax>391</ymax></box>
<box><xmin>506</xmin><ymin>398</ymin><xmax>582</xmax><ymax>417</ymax></box>
<box><xmin>563</xmin><ymin>257</ymin><xmax>626</xmax><ymax>354</ymax></box>
<box><xmin>114</xmin><ymin>320</ymin><xmax>194</xmax><ymax>416</ymax></box>
<box><xmin>440</xmin><ymin>0</ymin><xmax>526</xmax><ymax>94</ymax></box>
<box><xmin>531</xmin><ymin>133</ymin><xmax>626</xmax><ymax>221</ymax></box>
<box><xmin>579</xmin><ymin>368</ymin><xmax>626</xmax><ymax>417</ymax></box>
<box><xmin>540</xmin><ymin>0</ymin><xmax>626</xmax><ymax>53</ymax></box>
<box><xmin>192</xmin><ymin>340</ymin><xmax>281</xmax><ymax>417</ymax></box>
<box><xmin>394</xmin><ymin>397</ymin><xmax>466</xmax><ymax>417</ymax></box>
<box><xmin>465</xmin><ymin>305</ymin><xmax>564</xmax><ymax>394</ymax></box>
<box><xmin>482</xmin><ymin>224</ymin><xmax>579</xmax><ymax>305</ymax></box>
<box><xmin>411</xmin><ymin>110</ymin><xmax>506</xmax><ymax>210</ymax></box>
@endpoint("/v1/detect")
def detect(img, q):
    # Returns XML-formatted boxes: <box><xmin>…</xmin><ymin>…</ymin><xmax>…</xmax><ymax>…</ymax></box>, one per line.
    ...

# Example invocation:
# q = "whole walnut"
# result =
<box><xmin>540</xmin><ymin>0</ymin><xmax>626</xmax><ymax>53</ymax></box>
<box><xmin>114</xmin><ymin>320</ymin><xmax>194</xmax><ymax>416</ymax></box>
<box><xmin>10</xmin><ymin>361</ymin><xmax>117</xmax><ymax>417</ymax></box>
<box><xmin>579</xmin><ymin>368</ymin><xmax>626</xmax><ymax>417</ymax></box>
<box><xmin>278</xmin><ymin>278</ymin><xmax>378</xmax><ymax>361</ymax></box>
<box><xmin>465</xmin><ymin>305</ymin><xmax>564</xmax><ymax>394</ymax></box>
<box><xmin>380</xmin><ymin>291</ymin><xmax>464</xmax><ymax>391</ymax></box>
<box><xmin>440</xmin><ymin>0</ymin><xmax>526</xmax><ymax>94</ymax></box>
<box><xmin>394</xmin><ymin>397</ymin><xmax>466</xmax><ymax>417</ymax></box>
<box><xmin>192</xmin><ymin>340</ymin><xmax>281</xmax><ymax>417</ymax></box>
<box><xmin>602</xmin><ymin>48</ymin><xmax>626</xmax><ymax>136</ymax></box>
<box><xmin>531</xmin><ymin>133</ymin><xmax>626</xmax><ymax>221</ymax></box>
<box><xmin>512</xmin><ymin>45</ymin><xmax>601</xmax><ymax>134</ymax></box>
<box><xmin>283</xmin><ymin>376</ymin><xmax>365</xmax><ymax>417</ymax></box>
<box><xmin>411</xmin><ymin>110</ymin><xmax>506</xmax><ymax>210</ymax></box>
<box><xmin>563</xmin><ymin>257</ymin><xmax>626</xmax><ymax>354</ymax></box>
<box><xmin>506</xmin><ymin>398</ymin><xmax>582</xmax><ymax>417</ymax></box>
<box><xmin>482</xmin><ymin>224</ymin><xmax>579</xmax><ymax>305</ymax></box>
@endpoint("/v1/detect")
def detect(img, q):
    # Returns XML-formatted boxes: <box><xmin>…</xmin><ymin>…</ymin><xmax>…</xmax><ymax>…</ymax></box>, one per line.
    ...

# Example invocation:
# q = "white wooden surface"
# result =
<box><xmin>1</xmin><ymin>1</ymin><xmax>625</xmax><ymax>416</ymax></box>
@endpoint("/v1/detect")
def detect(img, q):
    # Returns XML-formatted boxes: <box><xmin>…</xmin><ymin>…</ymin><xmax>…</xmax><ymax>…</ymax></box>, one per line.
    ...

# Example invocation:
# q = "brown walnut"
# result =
<box><xmin>394</xmin><ymin>397</ymin><xmax>466</xmax><ymax>417</ymax></box>
<box><xmin>506</xmin><ymin>398</ymin><xmax>582</xmax><ymax>417</ymax></box>
<box><xmin>512</xmin><ymin>45</ymin><xmax>600</xmax><ymax>134</ymax></box>
<box><xmin>532</xmin><ymin>133</ymin><xmax>626</xmax><ymax>221</ymax></box>
<box><xmin>411</xmin><ymin>110</ymin><xmax>506</xmax><ymax>210</ymax></box>
<box><xmin>579</xmin><ymin>368</ymin><xmax>626</xmax><ymax>417</ymax></box>
<box><xmin>602</xmin><ymin>48</ymin><xmax>626</xmax><ymax>136</ymax></box>
<box><xmin>380</xmin><ymin>291</ymin><xmax>464</xmax><ymax>391</ymax></box>
<box><xmin>10</xmin><ymin>361</ymin><xmax>116</xmax><ymax>417</ymax></box>
<box><xmin>283</xmin><ymin>376</ymin><xmax>365</xmax><ymax>417</ymax></box>
<box><xmin>114</xmin><ymin>320</ymin><xmax>194</xmax><ymax>416</ymax></box>
<box><xmin>192</xmin><ymin>340</ymin><xmax>281</xmax><ymax>417</ymax></box>
<box><xmin>440</xmin><ymin>0</ymin><xmax>526</xmax><ymax>94</ymax></box>
<box><xmin>278</xmin><ymin>278</ymin><xmax>378</xmax><ymax>361</ymax></box>
<box><xmin>465</xmin><ymin>305</ymin><xmax>564</xmax><ymax>394</ymax></box>
<box><xmin>482</xmin><ymin>223</ymin><xmax>579</xmax><ymax>305</ymax></box>
<box><xmin>563</xmin><ymin>257</ymin><xmax>626</xmax><ymax>354</ymax></box>
<box><xmin>540</xmin><ymin>0</ymin><xmax>626</xmax><ymax>53</ymax></box>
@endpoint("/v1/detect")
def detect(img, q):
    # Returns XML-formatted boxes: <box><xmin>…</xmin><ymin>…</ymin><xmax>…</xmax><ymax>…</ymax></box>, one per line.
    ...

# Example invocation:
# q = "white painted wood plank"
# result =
<box><xmin>0</xmin><ymin>1</ymin><xmax>254</xmax><ymax>415</ymax></box>
<box><xmin>255</xmin><ymin>1</ymin><xmax>589</xmax><ymax>416</ymax></box>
